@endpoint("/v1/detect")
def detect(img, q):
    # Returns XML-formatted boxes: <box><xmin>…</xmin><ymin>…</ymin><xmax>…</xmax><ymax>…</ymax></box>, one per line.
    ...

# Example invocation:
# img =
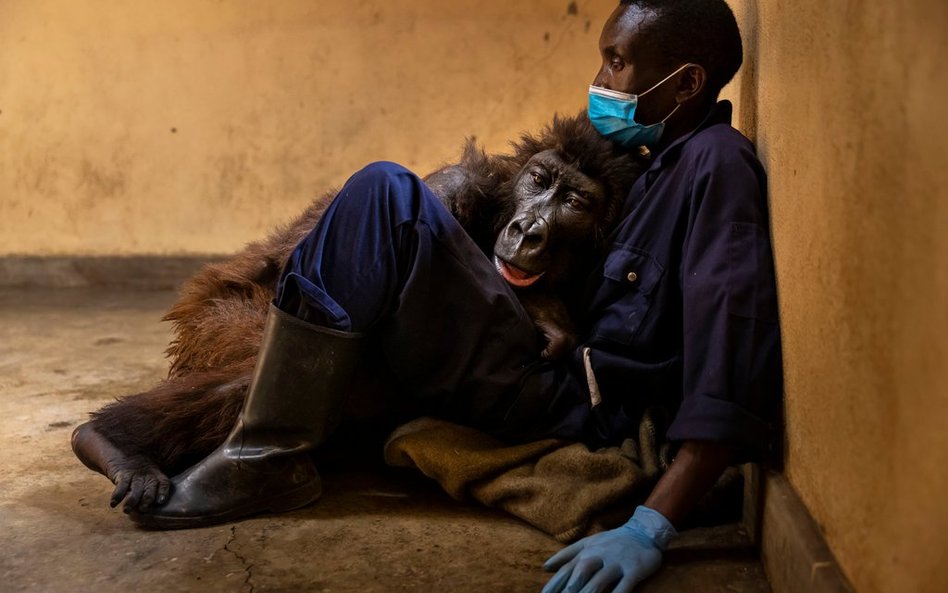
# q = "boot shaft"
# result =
<box><xmin>234</xmin><ymin>304</ymin><xmax>365</xmax><ymax>458</ymax></box>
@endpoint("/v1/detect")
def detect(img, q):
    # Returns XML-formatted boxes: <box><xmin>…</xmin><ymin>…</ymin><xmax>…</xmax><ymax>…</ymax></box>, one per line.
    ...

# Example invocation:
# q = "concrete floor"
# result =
<box><xmin>0</xmin><ymin>288</ymin><xmax>772</xmax><ymax>593</ymax></box>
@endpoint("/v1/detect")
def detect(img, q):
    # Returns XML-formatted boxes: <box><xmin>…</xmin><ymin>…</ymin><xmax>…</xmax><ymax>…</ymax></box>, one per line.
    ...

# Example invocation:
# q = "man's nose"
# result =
<box><xmin>592</xmin><ymin>68</ymin><xmax>610</xmax><ymax>89</ymax></box>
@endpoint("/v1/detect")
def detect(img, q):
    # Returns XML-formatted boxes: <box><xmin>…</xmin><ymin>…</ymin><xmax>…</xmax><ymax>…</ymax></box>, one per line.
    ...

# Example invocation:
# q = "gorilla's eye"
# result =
<box><xmin>530</xmin><ymin>172</ymin><xmax>544</xmax><ymax>186</ymax></box>
<box><xmin>565</xmin><ymin>194</ymin><xmax>590</xmax><ymax>211</ymax></box>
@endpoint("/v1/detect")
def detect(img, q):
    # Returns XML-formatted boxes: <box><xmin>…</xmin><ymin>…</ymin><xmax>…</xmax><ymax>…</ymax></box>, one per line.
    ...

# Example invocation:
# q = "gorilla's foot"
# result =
<box><xmin>127</xmin><ymin>447</ymin><xmax>321</xmax><ymax>529</ymax></box>
<box><xmin>71</xmin><ymin>421</ymin><xmax>172</xmax><ymax>510</ymax></box>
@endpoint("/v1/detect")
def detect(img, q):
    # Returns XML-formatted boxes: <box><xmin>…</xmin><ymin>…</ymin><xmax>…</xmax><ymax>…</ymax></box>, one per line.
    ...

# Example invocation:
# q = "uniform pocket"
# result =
<box><xmin>591</xmin><ymin>246</ymin><xmax>665</xmax><ymax>345</ymax></box>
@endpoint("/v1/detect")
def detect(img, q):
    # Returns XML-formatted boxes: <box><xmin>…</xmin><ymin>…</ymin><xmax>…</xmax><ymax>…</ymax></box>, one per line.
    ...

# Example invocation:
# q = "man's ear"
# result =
<box><xmin>675</xmin><ymin>64</ymin><xmax>707</xmax><ymax>103</ymax></box>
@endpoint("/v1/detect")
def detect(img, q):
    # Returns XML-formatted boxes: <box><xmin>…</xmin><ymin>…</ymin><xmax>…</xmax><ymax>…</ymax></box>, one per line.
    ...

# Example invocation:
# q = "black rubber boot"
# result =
<box><xmin>129</xmin><ymin>303</ymin><xmax>365</xmax><ymax>529</ymax></box>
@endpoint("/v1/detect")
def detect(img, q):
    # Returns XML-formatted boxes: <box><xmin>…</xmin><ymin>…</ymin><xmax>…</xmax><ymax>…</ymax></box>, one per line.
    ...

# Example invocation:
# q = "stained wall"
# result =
<box><xmin>0</xmin><ymin>0</ymin><xmax>616</xmax><ymax>255</ymax></box>
<box><xmin>725</xmin><ymin>2</ymin><xmax>948</xmax><ymax>592</ymax></box>
<box><xmin>5</xmin><ymin>2</ymin><xmax>947</xmax><ymax>592</ymax></box>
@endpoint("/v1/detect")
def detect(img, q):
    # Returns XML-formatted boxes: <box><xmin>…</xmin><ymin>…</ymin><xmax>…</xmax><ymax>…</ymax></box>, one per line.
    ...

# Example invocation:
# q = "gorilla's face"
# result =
<box><xmin>493</xmin><ymin>149</ymin><xmax>608</xmax><ymax>290</ymax></box>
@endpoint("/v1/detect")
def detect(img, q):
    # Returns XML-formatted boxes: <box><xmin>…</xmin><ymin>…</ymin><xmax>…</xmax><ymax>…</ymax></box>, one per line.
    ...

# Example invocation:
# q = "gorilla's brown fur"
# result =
<box><xmin>86</xmin><ymin>112</ymin><xmax>645</xmax><ymax>475</ymax></box>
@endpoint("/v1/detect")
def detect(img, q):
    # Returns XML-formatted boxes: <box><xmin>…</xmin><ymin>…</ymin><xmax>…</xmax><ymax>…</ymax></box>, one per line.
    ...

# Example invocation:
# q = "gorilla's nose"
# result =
<box><xmin>508</xmin><ymin>217</ymin><xmax>549</xmax><ymax>254</ymax></box>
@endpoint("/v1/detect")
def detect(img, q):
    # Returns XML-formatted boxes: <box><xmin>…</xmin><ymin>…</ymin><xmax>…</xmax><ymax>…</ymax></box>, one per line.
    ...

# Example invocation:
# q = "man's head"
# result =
<box><xmin>593</xmin><ymin>0</ymin><xmax>743</xmax><ymax>142</ymax></box>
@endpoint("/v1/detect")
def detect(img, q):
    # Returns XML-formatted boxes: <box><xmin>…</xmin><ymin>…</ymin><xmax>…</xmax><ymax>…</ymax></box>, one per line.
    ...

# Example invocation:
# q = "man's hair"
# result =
<box><xmin>619</xmin><ymin>0</ymin><xmax>743</xmax><ymax>97</ymax></box>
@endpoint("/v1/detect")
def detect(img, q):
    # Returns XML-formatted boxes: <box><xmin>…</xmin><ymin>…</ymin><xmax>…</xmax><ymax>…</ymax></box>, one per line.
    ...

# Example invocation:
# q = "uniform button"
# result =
<box><xmin>626</xmin><ymin>271</ymin><xmax>638</xmax><ymax>283</ymax></box>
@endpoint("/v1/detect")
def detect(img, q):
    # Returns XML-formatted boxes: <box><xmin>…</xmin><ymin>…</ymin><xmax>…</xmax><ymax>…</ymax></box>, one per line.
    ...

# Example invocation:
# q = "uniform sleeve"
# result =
<box><xmin>665</xmin><ymin>133</ymin><xmax>783</xmax><ymax>462</ymax></box>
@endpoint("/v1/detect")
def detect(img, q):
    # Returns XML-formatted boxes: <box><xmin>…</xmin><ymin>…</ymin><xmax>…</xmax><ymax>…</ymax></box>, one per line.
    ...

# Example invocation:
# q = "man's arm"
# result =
<box><xmin>541</xmin><ymin>440</ymin><xmax>733</xmax><ymax>593</ymax></box>
<box><xmin>643</xmin><ymin>439</ymin><xmax>735</xmax><ymax>525</ymax></box>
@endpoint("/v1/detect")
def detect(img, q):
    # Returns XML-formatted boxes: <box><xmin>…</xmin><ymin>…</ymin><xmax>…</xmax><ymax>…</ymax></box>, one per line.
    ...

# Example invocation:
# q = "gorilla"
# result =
<box><xmin>71</xmin><ymin>112</ymin><xmax>647</xmax><ymax>511</ymax></box>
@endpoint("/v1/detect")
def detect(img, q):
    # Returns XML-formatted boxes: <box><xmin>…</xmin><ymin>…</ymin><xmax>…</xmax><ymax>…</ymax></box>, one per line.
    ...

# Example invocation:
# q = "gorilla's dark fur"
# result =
<box><xmin>81</xmin><ymin>113</ymin><xmax>645</xmax><ymax>479</ymax></box>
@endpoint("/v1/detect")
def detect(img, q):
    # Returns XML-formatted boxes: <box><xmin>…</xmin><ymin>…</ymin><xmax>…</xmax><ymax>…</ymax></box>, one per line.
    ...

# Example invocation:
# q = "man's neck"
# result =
<box><xmin>653</xmin><ymin>100</ymin><xmax>716</xmax><ymax>154</ymax></box>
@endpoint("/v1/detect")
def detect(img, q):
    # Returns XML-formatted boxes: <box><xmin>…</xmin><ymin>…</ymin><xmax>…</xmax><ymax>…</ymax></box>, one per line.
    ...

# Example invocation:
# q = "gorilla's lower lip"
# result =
<box><xmin>494</xmin><ymin>256</ymin><xmax>544</xmax><ymax>288</ymax></box>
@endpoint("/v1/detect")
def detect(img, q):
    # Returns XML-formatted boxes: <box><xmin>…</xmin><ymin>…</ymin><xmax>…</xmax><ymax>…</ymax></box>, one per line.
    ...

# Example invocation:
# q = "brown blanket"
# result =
<box><xmin>383</xmin><ymin>409</ymin><xmax>673</xmax><ymax>543</ymax></box>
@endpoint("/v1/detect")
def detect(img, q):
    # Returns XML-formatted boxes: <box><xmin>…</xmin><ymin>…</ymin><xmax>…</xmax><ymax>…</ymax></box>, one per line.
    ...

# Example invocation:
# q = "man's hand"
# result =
<box><xmin>540</xmin><ymin>506</ymin><xmax>677</xmax><ymax>593</ymax></box>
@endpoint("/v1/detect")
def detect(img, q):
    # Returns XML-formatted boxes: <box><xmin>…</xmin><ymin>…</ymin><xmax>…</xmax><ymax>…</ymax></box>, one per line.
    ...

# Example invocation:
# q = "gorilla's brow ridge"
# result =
<box><xmin>530</xmin><ymin>150</ymin><xmax>606</xmax><ymax>203</ymax></box>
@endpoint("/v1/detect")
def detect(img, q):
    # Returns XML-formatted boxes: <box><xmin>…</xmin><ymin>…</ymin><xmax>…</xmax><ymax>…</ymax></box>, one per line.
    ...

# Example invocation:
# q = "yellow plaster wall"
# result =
<box><xmin>725</xmin><ymin>1</ymin><xmax>948</xmax><ymax>592</ymax></box>
<box><xmin>0</xmin><ymin>0</ymin><xmax>616</xmax><ymax>255</ymax></box>
<box><xmin>6</xmin><ymin>1</ymin><xmax>948</xmax><ymax>591</ymax></box>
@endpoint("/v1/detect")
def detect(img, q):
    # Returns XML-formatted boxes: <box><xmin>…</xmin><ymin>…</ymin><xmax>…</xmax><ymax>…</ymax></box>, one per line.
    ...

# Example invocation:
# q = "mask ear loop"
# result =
<box><xmin>660</xmin><ymin>102</ymin><xmax>682</xmax><ymax>124</ymax></box>
<box><xmin>637</xmin><ymin>62</ymin><xmax>694</xmax><ymax>98</ymax></box>
<box><xmin>640</xmin><ymin>63</ymin><xmax>694</xmax><ymax>125</ymax></box>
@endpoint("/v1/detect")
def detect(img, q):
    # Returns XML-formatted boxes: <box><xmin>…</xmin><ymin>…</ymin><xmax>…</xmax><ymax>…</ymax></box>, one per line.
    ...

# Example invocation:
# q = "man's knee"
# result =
<box><xmin>335</xmin><ymin>161</ymin><xmax>434</xmax><ymax>227</ymax></box>
<box><xmin>344</xmin><ymin>161</ymin><xmax>417</xmax><ymax>197</ymax></box>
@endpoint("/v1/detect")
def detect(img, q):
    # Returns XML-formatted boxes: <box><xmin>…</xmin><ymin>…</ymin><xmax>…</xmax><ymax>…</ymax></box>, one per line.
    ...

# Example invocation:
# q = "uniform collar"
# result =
<box><xmin>616</xmin><ymin>101</ymin><xmax>734</xmax><ymax>221</ymax></box>
<box><xmin>645</xmin><ymin>100</ymin><xmax>734</xmax><ymax>171</ymax></box>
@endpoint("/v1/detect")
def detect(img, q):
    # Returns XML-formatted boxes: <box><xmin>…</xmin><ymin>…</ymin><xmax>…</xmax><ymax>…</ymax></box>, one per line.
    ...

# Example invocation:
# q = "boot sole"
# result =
<box><xmin>128</xmin><ymin>480</ymin><xmax>322</xmax><ymax>530</ymax></box>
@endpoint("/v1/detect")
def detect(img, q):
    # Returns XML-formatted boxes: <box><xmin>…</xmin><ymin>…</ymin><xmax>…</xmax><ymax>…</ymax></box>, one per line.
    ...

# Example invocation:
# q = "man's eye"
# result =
<box><xmin>611</xmin><ymin>58</ymin><xmax>624</xmax><ymax>71</ymax></box>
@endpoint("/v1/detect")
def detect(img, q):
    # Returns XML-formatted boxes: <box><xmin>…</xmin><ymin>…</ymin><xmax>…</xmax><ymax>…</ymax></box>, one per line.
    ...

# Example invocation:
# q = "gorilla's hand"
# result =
<box><xmin>519</xmin><ymin>293</ymin><xmax>578</xmax><ymax>361</ymax></box>
<box><xmin>71</xmin><ymin>422</ymin><xmax>170</xmax><ymax>511</ymax></box>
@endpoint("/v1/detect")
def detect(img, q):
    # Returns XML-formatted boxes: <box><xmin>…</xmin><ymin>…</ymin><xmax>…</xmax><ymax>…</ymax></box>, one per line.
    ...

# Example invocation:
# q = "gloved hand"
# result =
<box><xmin>540</xmin><ymin>505</ymin><xmax>677</xmax><ymax>593</ymax></box>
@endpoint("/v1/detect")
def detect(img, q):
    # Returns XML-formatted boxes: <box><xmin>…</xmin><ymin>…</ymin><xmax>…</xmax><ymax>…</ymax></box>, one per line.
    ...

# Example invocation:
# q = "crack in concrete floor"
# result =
<box><xmin>223</xmin><ymin>525</ymin><xmax>255</xmax><ymax>593</ymax></box>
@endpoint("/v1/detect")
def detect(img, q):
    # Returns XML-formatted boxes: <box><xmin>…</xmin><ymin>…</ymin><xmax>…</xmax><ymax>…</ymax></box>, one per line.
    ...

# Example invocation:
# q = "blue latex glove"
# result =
<box><xmin>540</xmin><ymin>506</ymin><xmax>678</xmax><ymax>593</ymax></box>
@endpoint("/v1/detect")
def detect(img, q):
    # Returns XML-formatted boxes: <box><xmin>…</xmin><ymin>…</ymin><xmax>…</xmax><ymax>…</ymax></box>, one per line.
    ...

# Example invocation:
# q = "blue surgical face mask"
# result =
<box><xmin>588</xmin><ymin>63</ymin><xmax>692</xmax><ymax>148</ymax></box>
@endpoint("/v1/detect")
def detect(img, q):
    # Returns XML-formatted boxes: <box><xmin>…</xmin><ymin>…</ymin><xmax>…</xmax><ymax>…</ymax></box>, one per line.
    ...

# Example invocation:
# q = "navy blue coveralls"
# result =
<box><xmin>276</xmin><ymin>101</ymin><xmax>782</xmax><ymax>461</ymax></box>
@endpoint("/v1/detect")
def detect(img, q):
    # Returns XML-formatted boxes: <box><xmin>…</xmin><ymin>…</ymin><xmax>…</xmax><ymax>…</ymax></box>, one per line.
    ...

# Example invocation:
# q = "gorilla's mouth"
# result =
<box><xmin>494</xmin><ymin>256</ymin><xmax>545</xmax><ymax>288</ymax></box>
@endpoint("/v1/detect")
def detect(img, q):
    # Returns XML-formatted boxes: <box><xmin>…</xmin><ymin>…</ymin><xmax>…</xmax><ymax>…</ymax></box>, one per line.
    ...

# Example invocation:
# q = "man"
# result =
<box><xmin>537</xmin><ymin>1</ymin><xmax>782</xmax><ymax>589</ymax></box>
<box><xmin>132</xmin><ymin>1</ymin><xmax>781</xmax><ymax>592</ymax></box>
